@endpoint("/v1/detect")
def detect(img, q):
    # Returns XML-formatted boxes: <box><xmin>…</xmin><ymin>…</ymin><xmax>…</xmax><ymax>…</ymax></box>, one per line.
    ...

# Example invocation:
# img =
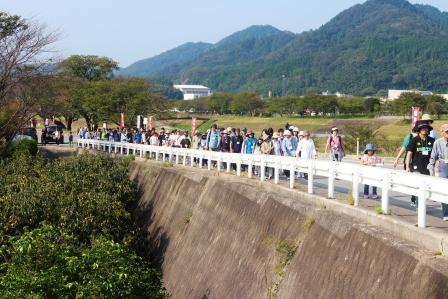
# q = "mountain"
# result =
<box><xmin>118</xmin><ymin>42</ymin><xmax>212</xmax><ymax>78</ymax></box>
<box><xmin>121</xmin><ymin>0</ymin><xmax>448</xmax><ymax>95</ymax></box>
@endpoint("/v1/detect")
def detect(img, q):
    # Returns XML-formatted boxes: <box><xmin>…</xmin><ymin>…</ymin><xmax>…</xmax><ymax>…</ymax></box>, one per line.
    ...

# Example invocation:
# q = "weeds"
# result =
<box><xmin>375</xmin><ymin>206</ymin><xmax>383</xmax><ymax>215</ymax></box>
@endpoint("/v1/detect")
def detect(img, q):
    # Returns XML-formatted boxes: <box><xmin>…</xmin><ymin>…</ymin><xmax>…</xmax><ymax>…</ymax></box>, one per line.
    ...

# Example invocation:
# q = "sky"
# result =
<box><xmin>1</xmin><ymin>0</ymin><xmax>447</xmax><ymax>67</ymax></box>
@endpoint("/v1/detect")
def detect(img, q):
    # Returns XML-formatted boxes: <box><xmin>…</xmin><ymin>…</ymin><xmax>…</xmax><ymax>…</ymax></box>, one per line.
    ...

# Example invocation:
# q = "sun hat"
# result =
<box><xmin>247</xmin><ymin>130</ymin><xmax>254</xmax><ymax>135</ymax></box>
<box><xmin>284</xmin><ymin>130</ymin><xmax>292</xmax><ymax>136</ymax></box>
<box><xmin>364</xmin><ymin>144</ymin><xmax>376</xmax><ymax>154</ymax></box>
<box><xmin>298</xmin><ymin>131</ymin><xmax>304</xmax><ymax>136</ymax></box>
<box><xmin>227</xmin><ymin>127</ymin><xmax>233</xmax><ymax>132</ymax></box>
<box><xmin>421</xmin><ymin>114</ymin><xmax>434</xmax><ymax>123</ymax></box>
<box><xmin>302</xmin><ymin>130</ymin><xmax>310</xmax><ymax>136</ymax></box>
<box><xmin>289</xmin><ymin>126</ymin><xmax>295</xmax><ymax>130</ymax></box>
<box><xmin>293</xmin><ymin>127</ymin><xmax>299</xmax><ymax>132</ymax></box>
<box><xmin>440</xmin><ymin>124</ymin><xmax>448</xmax><ymax>133</ymax></box>
<box><xmin>222</xmin><ymin>130</ymin><xmax>229</xmax><ymax>134</ymax></box>
<box><xmin>331</xmin><ymin>127</ymin><xmax>338</xmax><ymax>132</ymax></box>
<box><xmin>272</xmin><ymin>132</ymin><xmax>280</xmax><ymax>139</ymax></box>
<box><xmin>415</xmin><ymin>122</ymin><xmax>433</xmax><ymax>132</ymax></box>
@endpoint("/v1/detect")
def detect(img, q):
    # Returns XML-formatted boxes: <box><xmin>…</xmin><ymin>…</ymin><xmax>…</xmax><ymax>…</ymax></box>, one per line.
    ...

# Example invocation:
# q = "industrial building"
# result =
<box><xmin>173</xmin><ymin>85</ymin><xmax>212</xmax><ymax>100</ymax></box>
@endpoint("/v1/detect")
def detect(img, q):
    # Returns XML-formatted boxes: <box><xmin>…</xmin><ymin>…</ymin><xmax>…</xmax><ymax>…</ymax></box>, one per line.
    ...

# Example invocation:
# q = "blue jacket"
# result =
<box><xmin>207</xmin><ymin>130</ymin><xmax>221</xmax><ymax>149</ymax></box>
<box><xmin>281</xmin><ymin>137</ymin><xmax>298</xmax><ymax>157</ymax></box>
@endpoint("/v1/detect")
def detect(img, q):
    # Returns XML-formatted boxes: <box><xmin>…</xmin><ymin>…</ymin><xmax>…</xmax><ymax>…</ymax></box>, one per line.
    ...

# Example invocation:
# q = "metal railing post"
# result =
<box><xmin>308</xmin><ymin>161</ymin><xmax>314</xmax><ymax>194</ymax></box>
<box><xmin>274</xmin><ymin>159</ymin><xmax>280</xmax><ymax>184</ymax></box>
<box><xmin>353</xmin><ymin>169</ymin><xmax>360</xmax><ymax>206</ymax></box>
<box><xmin>237</xmin><ymin>157</ymin><xmax>241</xmax><ymax>177</ymax></box>
<box><xmin>328</xmin><ymin>162</ymin><xmax>335</xmax><ymax>199</ymax></box>
<box><xmin>418</xmin><ymin>182</ymin><xmax>427</xmax><ymax>228</ymax></box>
<box><xmin>289</xmin><ymin>162</ymin><xmax>294</xmax><ymax>189</ymax></box>
<box><xmin>248</xmin><ymin>158</ymin><xmax>253</xmax><ymax>179</ymax></box>
<box><xmin>382</xmin><ymin>173</ymin><xmax>390</xmax><ymax>215</ymax></box>
<box><xmin>260</xmin><ymin>157</ymin><xmax>266</xmax><ymax>181</ymax></box>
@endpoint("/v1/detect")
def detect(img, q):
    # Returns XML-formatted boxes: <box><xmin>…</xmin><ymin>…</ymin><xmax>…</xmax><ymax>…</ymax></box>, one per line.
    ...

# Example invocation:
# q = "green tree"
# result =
<box><xmin>425</xmin><ymin>95</ymin><xmax>448</xmax><ymax>119</ymax></box>
<box><xmin>230</xmin><ymin>92</ymin><xmax>263</xmax><ymax>116</ymax></box>
<box><xmin>391</xmin><ymin>92</ymin><xmax>427</xmax><ymax>117</ymax></box>
<box><xmin>59</xmin><ymin>55</ymin><xmax>119</xmax><ymax>81</ymax></box>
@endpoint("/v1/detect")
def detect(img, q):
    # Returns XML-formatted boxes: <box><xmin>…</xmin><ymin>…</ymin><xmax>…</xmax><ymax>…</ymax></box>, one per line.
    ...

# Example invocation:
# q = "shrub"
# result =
<box><xmin>0</xmin><ymin>224</ymin><xmax>168</xmax><ymax>298</ymax></box>
<box><xmin>0</xmin><ymin>153</ymin><xmax>168</xmax><ymax>298</ymax></box>
<box><xmin>3</xmin><ymin>139</ymin><xmax>38</xmax><ymax>157</ymax></box>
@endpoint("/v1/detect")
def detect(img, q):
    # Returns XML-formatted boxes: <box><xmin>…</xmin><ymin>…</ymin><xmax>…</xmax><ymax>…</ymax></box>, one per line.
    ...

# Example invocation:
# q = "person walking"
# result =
<box><xmin>427</xmin><ymin>124</ymin><xmax>448</xmax><ymax>220</ymax></box>
<box><xmin>242</xmin><ymin>130</ymin><xmax>257</xmax><ymax>155</ymax></box>
<box><xmin>261</xmin><ymin>135</ymin><xmax>274</xmax><ymax>179</ymax></box>
<box><xmin>281</xmin><ymin>130</ymin><xmax>297</xmax><ymax>178</ymax></box>
<box><xmin>296</xmin><ymin>130</ymin><xmax>316</xmax><ymax>180</ymax></box>
<box><xmin>394</xmin><ymin>128</ymin><xmax>418</xmax><ymax>169</ymax></box>
<box><xmin>406</xmin><ymin>122</ymin><xmax>435</xmax><ymax>207</ymax></box>
<box><xmin>360</xmin><ymin>144</ymin><xmax>382</xmax><ymax>199</ymax></box>
<box><xmin>421</xmin><ymin>114</ymin><xmax>437</xmax><ymax>139</ymax></box>
<box><xmin>206</xmin><ymin>124</ymin><xmax>221</xmax><ymax>151</ymax></box>
<box><xmin>325</xmin><ymin>127</ymin><xmax>344</xmax><ymax>162</ymax></box>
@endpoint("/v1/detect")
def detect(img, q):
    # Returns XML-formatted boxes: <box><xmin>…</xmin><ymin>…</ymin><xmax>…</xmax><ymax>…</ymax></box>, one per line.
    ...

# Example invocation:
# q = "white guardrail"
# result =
<box><xmin>77</xmin><ymin>139</ymin><xmax>448</xmax><ymax>229</ymax></box>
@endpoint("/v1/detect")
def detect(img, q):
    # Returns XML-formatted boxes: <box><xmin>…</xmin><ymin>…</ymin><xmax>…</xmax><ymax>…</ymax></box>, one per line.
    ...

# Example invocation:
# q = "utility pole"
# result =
<box><xmin>282</xmin><ymin>74</ymin><xmax>286</xmax><ymax>97</ymax></box>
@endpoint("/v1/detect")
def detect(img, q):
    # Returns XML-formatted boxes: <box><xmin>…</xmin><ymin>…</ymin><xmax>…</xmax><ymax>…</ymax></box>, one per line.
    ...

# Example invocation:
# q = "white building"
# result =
<box><xmin>388</xmin><ymin>90</ymin><xmax>433</xmax><ymax>101</ymax></box>
<box><xmin>173</xmin><ymin>85</ymin><xmax>212</xmax><ymax>100</ymax></box>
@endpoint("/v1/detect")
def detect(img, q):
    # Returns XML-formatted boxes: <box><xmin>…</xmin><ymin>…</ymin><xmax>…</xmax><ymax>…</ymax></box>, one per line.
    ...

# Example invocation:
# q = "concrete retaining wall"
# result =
<box><xmin>130</xmin><ymin>161</ymin><xmax>448</xmax><ymax>298</ymax></box>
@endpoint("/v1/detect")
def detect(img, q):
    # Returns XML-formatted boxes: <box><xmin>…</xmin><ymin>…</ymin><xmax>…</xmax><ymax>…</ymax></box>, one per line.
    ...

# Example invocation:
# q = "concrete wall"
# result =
<box><xmin>130</xmin><ymin>161</ymin><xmax>448</xmax><ymax>299</ymax></box>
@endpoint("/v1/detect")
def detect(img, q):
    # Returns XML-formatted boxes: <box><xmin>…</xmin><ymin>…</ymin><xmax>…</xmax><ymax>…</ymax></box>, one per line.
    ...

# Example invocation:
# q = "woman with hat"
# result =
<box><xmin>281</xmin><ymin>130</ymin><xmax>298</xmax><ymax>178</ymax></box>
<box><xmin>296</xmin><ymin>130</ymin><xmax>317</xmax><ymax>180</ymax></box>
<box><xmin>406</xmin><ymin>122</ymin><xmax>436</xmax><ymax>207</ymax></box>
<box><xmin>420</xmin><ymin>114</ymin><xmax>437</xmax><ymax>139</ymax></box>
<box><xmin>325</xmin><ymin>127</ymin><xmax>345</xmax><ymax>162</ymax></box>
<box><xmin>360</xmin><ymin>144</ymin><xmax>382</xmax><ymax>199</ymax></box>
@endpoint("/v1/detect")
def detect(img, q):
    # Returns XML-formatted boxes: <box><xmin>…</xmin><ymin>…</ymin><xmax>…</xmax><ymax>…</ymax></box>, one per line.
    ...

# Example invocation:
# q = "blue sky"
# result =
<box><xmin>1</xmin><ymin>0</ymin><xmax>447</xmax><ymax>67</ymax></box>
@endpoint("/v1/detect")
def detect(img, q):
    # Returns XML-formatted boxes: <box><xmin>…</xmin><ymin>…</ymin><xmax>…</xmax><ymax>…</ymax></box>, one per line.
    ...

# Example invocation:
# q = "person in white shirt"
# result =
<box><xmin>296</xmin><ymin>131</ymin><xmax>317</xmax><ymax>160</ymax></box>
<box><xmin>150</xmin><ymin>133</ymin><xmax>159</xmax><ymax>146</ymax></box>
<box><xmin>296</xmin><ymin>131</ymin><xmax>317</xmax><ymax>180</ymax></box>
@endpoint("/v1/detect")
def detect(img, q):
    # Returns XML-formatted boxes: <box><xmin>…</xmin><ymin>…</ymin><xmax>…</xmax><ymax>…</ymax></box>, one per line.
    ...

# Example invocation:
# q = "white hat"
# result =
<box><xmin>298</xmin><ymin>131</ymin><xmax>304</xmax><ymax>136</ymax></box>
<box><xmin>222</xmin><ymin>130</ymin><xmax>228</xmax><ymax>134</ymax></box>
<box><xmin>293</xmin><ymin>127</ymin><xmax>299</xmax><ymax>132</ymax></box>
<box><xmin>289</xmin><ymin>126</ymin><xmax>294</xmax><ymax>130</ymax></box>
<box><xmin>284</xmin><ymin>130</ymin><xmax>292</xmax><ymax>136</ymax></box>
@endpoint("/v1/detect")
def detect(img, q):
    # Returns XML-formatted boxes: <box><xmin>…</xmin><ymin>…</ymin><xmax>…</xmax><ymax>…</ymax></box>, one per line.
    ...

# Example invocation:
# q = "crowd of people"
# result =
<box><xmin>76</xmin><ymin>115</ymin><xmax>448</xmax><ymax>220</ymax></box>
<box><xmin>77</xmin><ymin>123</ymin><xmax>343</xmax><ymax>162</ymax></box>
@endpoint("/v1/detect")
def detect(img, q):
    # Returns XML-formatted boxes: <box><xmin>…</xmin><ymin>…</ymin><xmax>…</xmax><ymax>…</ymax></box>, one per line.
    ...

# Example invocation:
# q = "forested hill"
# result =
<box><xmin>119</xmin><ymin>0</ymin><xmax>448</xmax><ymax>96</ymax></box>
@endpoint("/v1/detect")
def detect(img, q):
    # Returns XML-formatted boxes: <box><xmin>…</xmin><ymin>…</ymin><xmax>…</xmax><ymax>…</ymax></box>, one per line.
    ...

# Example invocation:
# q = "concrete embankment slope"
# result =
<box><xmin>129</xmin><ymin>161</ymin><xmax>448</xmax><ymax>299</ymax></box>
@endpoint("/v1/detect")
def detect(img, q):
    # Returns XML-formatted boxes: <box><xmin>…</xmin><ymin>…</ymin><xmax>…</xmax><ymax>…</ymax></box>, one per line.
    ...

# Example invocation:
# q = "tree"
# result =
<box><xmin>0</xmin><ymin>11</ymin><xmax>57</xmax><ymax>143</ymax></box>
<box><xmin>207</xmin><ymin>93</ymin><xmax>232</xmax><ymax>114</ymax></box>
<box><xmin>425</xmin><ymin>95</ymin><xmax>448</xmax><ymax>119</ymax></box>
<box><xmin>58</xmin><ymin>55</ymin><xmax>118</xmax><ymax>81</ymax></box>
<box><xmin>267</xmin><ymin>96</ymin><xmax>300</xmax><ymax>116</ymax></box>
<box><xmin>391</xmin><ymin>92</ymin><xmax>427</xmax><ymax>117</ymax></box>
<box><xmin>230</xmin><ymin>92</ymin><xmax>263</xmax><ymax>116</ymax></box>
<box><xmin>363</xmin><ymin>97</ymin><xmax>381</xmax><ymax>114</ymax></box>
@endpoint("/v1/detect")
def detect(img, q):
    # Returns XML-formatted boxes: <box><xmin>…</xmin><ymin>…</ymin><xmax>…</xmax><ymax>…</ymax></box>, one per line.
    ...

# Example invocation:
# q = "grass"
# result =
<box><xmin>347</xmin><ymin>193</ymin><xmax>355</xmax><ymax>206</ymax></box>
<box><xmin>303</xmin><ymin>217</ymin><xmax>316</xmax><ymax>232</ymax></box>
<box><xmin>161</xmin><ymin>161</ymin><xmax>174</xmax><ymax>168</ymax></box>
<box><xmin>375</xmin><ymin>206</ymin><xmax>383</xmax><ymax>215</ymax></box>
<box><xmin>184</xmin><ymin>211</ymin><xmax>193</xmax><ymax>224</ymax></box>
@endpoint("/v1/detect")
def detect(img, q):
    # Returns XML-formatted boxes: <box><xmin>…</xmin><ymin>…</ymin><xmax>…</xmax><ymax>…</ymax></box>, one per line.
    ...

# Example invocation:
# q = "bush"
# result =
<box><xmin>2</xmin><ymin>139</ymin><xmax>38</xmax><ymax>157</ymax></box>
<box><xmin>0</xmin><ymin>224</ymin><xmax>168</xmax><ymax>298</ymax></box>
<box><xmin>0</xmin><ymin>153</ymin><xmax>168</xmax><ymax>298</ymax></box>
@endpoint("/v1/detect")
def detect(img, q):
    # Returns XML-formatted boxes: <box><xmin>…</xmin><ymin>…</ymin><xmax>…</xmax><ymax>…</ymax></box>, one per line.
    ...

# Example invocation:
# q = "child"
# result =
<box><xmin>360</xmin><ymin>144</ymin><xmax>383</xmax><ymax>199</ymax></box>
<box><xmin>68</xmin><ymin>131</ymin><xmax>73</xmax><ymax>147</ymax></box>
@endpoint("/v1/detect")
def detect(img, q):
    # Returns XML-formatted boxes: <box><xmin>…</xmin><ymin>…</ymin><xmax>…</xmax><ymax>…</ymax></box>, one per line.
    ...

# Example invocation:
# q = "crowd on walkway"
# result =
<box><xmin>77</xmin><ymin>115</ymin><xmax>448</xmax><ymax>220</ymax></box>
<box><xmin>77</xmin><ymin>123</ymin><xmax>345</xmax><ymax>162</ymax></box>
